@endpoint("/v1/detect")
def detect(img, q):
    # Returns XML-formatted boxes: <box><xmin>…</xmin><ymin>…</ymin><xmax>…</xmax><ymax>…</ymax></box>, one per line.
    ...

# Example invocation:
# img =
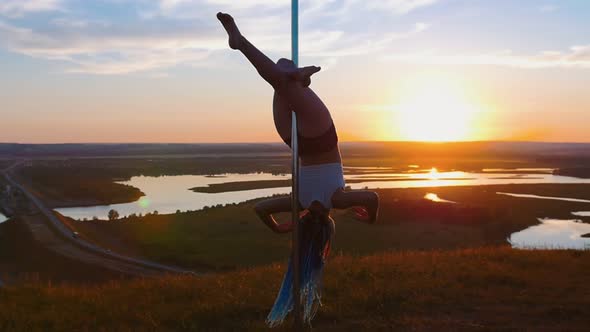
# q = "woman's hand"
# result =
<box><xmin>352</xmin><ymin>206</ymin><xmax>371</xmax><ymax>223</ymax></box>
<box><xmin>275</xmin><ymin>220</ymin><xmax>294</xmax><ymax>233</ymax></box>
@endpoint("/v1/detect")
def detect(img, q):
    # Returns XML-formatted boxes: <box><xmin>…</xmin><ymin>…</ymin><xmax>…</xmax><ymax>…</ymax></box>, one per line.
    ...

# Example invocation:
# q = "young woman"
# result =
<box><xmin>217</xmin><ymin>12</ymin><xmax>379</xmax><ymax>231</ymax></box>
<box><xmin>217</xmin><ymin>12</ymin><xmax>379</xmax><ymax>326</ymax></box>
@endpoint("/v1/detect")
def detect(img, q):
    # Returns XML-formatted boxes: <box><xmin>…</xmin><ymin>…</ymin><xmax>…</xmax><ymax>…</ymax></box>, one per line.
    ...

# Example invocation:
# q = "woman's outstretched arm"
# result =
<box><xmin>254</xmin><ymin>196</ymin><xmax>294</xmax><ymax>233</ymax></box>
<box><xmin>331</xmin><ymin>189</ymin><xmax>379</xmax><ymax>224</ymax></box>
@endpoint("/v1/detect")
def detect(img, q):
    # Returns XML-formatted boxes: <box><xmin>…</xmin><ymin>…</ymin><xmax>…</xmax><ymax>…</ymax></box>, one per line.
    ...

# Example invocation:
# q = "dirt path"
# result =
<box><xmin>2</xmin><ymin>161</ymin><xmax>193</xmax><ymax>279</ymax></box>
<box><xmin>0</xmin><ymin>219</ymin><xmax>125</xmax><ymax>284</ymax></box>
<box><xmin>21</xmin><ymin>214</ymin><xmax>164</xmax><ymax>277</ymax></box>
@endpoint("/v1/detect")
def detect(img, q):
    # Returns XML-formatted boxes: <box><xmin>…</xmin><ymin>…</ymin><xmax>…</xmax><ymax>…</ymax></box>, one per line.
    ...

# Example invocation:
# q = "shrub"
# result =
<box><xmin>108</xmin><ymin>209</ymin><xmax>120</xmax><ymax>221</ymax></box>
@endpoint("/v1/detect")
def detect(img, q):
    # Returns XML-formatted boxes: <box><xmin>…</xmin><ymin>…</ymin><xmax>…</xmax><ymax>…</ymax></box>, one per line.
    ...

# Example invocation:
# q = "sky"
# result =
<box><xmin>0</xmin><ymin>0</ymin><xmax>589</xmax><ymax>143</ymax></box>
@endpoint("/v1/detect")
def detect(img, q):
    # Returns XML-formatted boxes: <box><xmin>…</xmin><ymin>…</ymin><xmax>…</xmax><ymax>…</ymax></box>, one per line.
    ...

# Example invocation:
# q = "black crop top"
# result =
<box><xmin>282</xmin><ymin>123</ymin><xmax>338</xmax><ymax>156</ymax></box>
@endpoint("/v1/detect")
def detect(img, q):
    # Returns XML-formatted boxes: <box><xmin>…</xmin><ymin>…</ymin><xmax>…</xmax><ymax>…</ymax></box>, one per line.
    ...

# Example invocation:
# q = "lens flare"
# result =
<box><xmin>138</xmin><ymin>197</ymin><xmax>151</xmax><ymax>208</ymax></box>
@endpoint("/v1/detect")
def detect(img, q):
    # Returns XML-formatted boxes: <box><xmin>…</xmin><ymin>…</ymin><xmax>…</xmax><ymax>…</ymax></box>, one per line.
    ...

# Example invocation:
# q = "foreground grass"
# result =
<box><xmin>1</xmin><ymin>247</ymin><xmax>590</xmax><ymax>331</ymax></box>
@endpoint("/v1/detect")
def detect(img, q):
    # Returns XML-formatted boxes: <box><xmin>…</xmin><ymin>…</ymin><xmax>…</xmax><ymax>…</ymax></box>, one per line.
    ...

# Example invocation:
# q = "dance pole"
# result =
<box><xmin>290</xmin><ymin>0</ymin><xmax>303</xmax><ymax>330</ymax></box>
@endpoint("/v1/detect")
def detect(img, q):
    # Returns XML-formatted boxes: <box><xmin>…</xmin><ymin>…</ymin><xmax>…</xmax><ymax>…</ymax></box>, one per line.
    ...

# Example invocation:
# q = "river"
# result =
<box><xmin>55</xmin><ymin>168</ymin><xmax>590</xmax><ymax>220</ymax></box>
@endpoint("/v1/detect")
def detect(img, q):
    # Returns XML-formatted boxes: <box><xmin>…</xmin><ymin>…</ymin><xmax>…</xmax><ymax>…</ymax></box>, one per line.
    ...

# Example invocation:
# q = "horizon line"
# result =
<box><xmin>1</xmin><ymin>140</ymin><xmax>590</xmax><ymax>145</ymax></box>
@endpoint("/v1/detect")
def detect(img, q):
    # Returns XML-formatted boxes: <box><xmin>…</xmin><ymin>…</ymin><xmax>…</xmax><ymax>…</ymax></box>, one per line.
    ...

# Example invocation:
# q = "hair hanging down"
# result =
<box><xmin>266</xmin><ymin>211</ymin><xmax>334</xmax><ymax>327</ymax></box>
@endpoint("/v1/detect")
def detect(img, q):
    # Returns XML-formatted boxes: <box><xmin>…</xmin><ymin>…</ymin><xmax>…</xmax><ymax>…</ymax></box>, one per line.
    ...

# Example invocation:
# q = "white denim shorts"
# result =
<box><xmin>298</xmin><ymin>162</ymin><xmax>345</xmax><ymax>209</ymax></box>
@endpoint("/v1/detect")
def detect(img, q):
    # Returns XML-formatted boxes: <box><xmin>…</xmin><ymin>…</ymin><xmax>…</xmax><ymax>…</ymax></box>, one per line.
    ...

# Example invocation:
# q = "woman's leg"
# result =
<box><xmin>273</xmin><ymin>92</ymin><xmax>292</xmax><ymax>142</ymax></box>
<box><xmin>278</xmin><ymin>81</ymin><xmax>333</xmax><ymax>137</ymax></box>
<box><xmin>331</xmin><ymin>189</ymin><xmax>379</xmax><ymax>224</ymax></box>
<box><xmin>218</xmin><ymin>12</ymin><xmax>333</xmax><ymax>137</ymax></box>
<box><xmin>218</xmin><ymin>13</ymin><xmax>321</xmax><ymax>88</ymax></box>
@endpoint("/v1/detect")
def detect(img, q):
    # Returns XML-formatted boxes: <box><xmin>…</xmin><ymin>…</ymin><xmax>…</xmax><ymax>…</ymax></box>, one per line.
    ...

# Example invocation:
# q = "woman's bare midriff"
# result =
<box><xmin>299</xmin><ymin>145</ymin><xmax>342</xmax><ymax>166</ymax></box>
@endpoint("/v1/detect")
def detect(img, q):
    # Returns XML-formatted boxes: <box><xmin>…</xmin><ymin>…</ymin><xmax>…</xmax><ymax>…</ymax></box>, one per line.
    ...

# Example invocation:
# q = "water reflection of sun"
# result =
<box><xmin>428</xmin><ymin>167</ymin><xmax>439</xmax><ymax>180</ymax></box>
<box><xmin>424</xmin><ymin>193</ymin><xmax>440</xmax><ymax>201</ymax></box>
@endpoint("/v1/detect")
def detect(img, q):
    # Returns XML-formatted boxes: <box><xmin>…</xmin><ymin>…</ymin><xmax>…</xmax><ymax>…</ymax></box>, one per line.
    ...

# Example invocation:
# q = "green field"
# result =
<box><xmin>63</xmin><ymin>184</ymin><xmax>590</xmax><ymax>270</ymax></box>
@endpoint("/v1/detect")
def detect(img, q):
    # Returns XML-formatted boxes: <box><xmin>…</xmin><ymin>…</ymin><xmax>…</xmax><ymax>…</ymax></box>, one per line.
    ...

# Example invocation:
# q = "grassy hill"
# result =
<box><xmin>61</xmin><ymin>184</ymin><xmax>590</xmax><ymax>270</ymax></box>
<box><xmin>1</xmin><ymin>247</ymin><xmax>590</xmax><ymax>331</ymax></box>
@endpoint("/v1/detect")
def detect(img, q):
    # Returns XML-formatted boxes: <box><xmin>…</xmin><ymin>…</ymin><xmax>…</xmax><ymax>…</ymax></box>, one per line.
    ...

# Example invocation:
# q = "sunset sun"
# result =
<box><xmin>393</xmin><ymin>75</ymin><xmax>483</xmax><ymax>142</ymax></box>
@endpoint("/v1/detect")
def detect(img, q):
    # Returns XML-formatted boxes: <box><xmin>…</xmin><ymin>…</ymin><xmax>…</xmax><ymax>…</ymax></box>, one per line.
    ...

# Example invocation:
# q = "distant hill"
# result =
<box><xmin>1</xmin><ymin>141</ymin><xmax>589</xmax><ymax>160</ymax></box>
<box><xmin>0</xmin><ymin>143</ymin><xmax>289</xmax><ymax>158</ymax></box>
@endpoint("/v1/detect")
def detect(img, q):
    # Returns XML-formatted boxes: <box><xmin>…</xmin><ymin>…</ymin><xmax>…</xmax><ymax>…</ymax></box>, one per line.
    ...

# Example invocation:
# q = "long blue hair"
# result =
<box><xmin>266</xmin><ymin>210</ymin><xmax>334</xmax><ymax>327</ymax></box>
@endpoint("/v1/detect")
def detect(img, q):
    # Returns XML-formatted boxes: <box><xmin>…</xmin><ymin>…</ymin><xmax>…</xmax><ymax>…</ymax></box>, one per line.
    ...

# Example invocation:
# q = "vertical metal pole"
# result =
<box><xmin>291</xmin><ymin>0</ymin><xmax>303</xmax><ymax>330</ymax></box>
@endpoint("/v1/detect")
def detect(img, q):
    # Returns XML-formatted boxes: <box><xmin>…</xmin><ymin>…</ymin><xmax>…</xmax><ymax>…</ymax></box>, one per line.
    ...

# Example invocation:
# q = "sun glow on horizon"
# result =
<box><xmin>390</xmin><ymin>75</ymin><xmax>486</xmax><ymax>142</ymax></box>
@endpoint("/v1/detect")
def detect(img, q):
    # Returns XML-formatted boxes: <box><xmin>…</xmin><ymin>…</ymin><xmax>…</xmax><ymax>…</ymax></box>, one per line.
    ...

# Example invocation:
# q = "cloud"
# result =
<box><xmin>147</xmin><ymin>0</ymin><xmax>437</xmax><ymax>20</ymax></box>
<box><xmin>539</xmin><ymin>4</ymin><xmax>558</xmax><ymax>13</ymax></box>
<box><xmin>298</xmin><ymin>22</ymin><xmax>430</xmax><ymax>57</ymax></box>
<box><xmin>66</xmin><ymin>49</ymin><xmax>211</xmax><ymax>75</ymax></box>
<box><xmin>50</xmin><ymin>18</ymin><xmax>111</xmax><ymax>28</ymax></box>
<box><xmin>0</xmin><ymin>19</ymin><xmax>220</xmax><ymax>74</ymax></box>
<box><xmin>143</xmin><ymin>0</ymin><xmax>289</xmax><ymax>20</ymax></box>
<box><xmin>205</xmin><ymin>0</ymin><xmax>289</xmax><ymax>10</ymax></box>
<box><xmin>366</xmin><ymin>0</ymin><xmax>439</xmax><ymax>14</ymax></box>
<box><xmin>384</xmin><ymin>46</ymin><xmax>590</xmax><ymax>69</ymax></box>
<box><xmin>159</xmin><ymin>0</ymin><xmax>190</xmax><ymax>10</ymax></box>
<box><xmin>0</xmin><ymin>0</ymin><xmax>62</xmax><ymax>17</ymax></box>
<box><xmin>0</xmin><ymin>0</ymin><xmax>435</xmax><ymax>74</ymax></box>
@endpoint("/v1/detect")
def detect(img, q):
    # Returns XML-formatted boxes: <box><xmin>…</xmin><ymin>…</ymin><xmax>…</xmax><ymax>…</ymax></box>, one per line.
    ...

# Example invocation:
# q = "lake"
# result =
<box><xmin>55</xmin><ymin>168</ymin><xmax>590</xmax><ymax>221</ymax></box>
<box><xmin>496</xmin><ymin>193</ymin><xmax>590</xmax><ymax>249</ymax></box>
<box><xmin>497</xmin><ymin>192</ymin><xmax>590</xmax><ymax>203</ymax></box>
<box><xmin>509</xmin><ymin>218</ymin><xmax>590</xmax><ymax>250</ymax></box>
<box><xmin>572</xmin><ymin>211</ymin><xmax>590</xmax><ymax>217</ymax></box>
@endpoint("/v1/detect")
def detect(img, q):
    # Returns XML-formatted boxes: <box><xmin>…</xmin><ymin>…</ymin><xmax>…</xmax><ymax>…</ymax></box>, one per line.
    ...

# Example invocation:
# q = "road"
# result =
<box><xmin>1</xmin><ymin>160</ymin><xmax>194</xmax><ymax>277</ymax></box>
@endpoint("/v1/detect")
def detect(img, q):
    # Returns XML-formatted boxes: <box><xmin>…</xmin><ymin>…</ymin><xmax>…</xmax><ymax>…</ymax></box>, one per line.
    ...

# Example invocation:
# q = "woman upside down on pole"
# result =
<box><xmin>217</xmin><ymin>12</ymin><xmax>379</xmax><ymax>327</ymax></box>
